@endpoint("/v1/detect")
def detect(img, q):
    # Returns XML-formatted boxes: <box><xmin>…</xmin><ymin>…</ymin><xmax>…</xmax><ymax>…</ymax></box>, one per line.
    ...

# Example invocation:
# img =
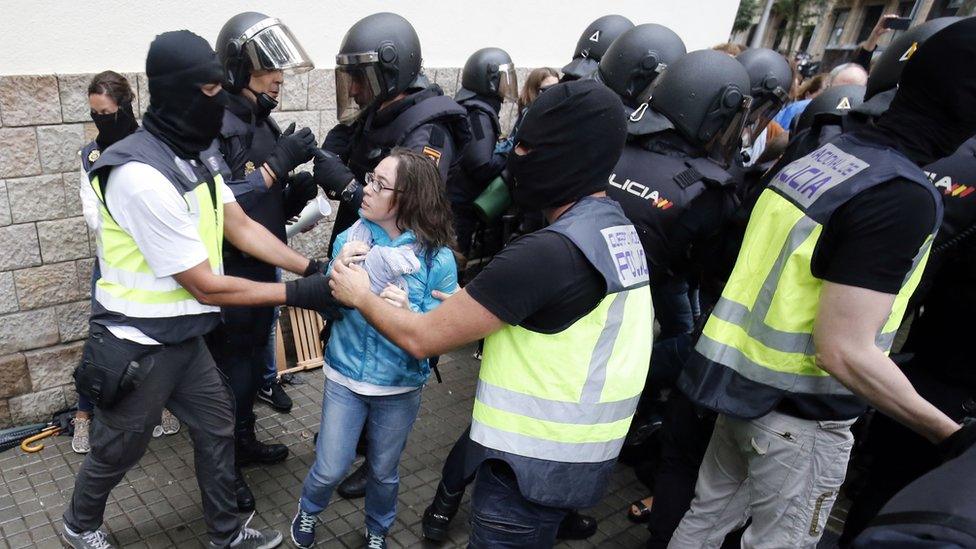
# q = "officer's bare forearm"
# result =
<box><xmin>175</xmin><ymin>262</ymin><xmax>286</xmax><ymax>307</ymax></box>
<box><xmin>816</xmin><ymin>344</ymin><xmax>958</xmax><ymax>443</ymax></box>
<box><xmin>354</xmin><ymin>289</ymin><xmax>503</xmax><ymax>359</ymax></box>
<box><xmin>223</xmin><ymin>201</ymin><xmax>310</xmax><ymax>275</ymax></box>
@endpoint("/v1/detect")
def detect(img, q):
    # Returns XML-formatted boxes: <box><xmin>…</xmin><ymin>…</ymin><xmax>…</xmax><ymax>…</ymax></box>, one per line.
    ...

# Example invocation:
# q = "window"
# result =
<box><xmin>828</xmin><ymin>9</ymin><xmax>851</xmax><ymax>47</ymax></box>
<box><xmin>928</xmin><ymin>0</ymin><xmax>964</xmax><ymax>19</ymax></box>
<box><xmin>772</xmin><ymin>17</ymin><xmax>788</xmax><ymax>50</ymax></box>
<box><xmin>897</xmin><ymin>0</ymin><xmax>915</xmax><ymax>17</ymax></box>
<box><xmin>799</xmin><ymin>24</ymin><xmax>816</xmax><ymax>52</ymax></box>
<box><xmin>857</xmin><ymin>5</ymin><xmax>885</xmax><ymax>43</ymax></box>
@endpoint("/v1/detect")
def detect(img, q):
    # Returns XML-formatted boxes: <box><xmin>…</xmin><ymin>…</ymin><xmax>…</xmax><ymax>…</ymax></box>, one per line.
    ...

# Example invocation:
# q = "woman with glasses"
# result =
<box><xmin>291</xmin><ymin>148</ymin><xmax>459</xmax><ymax>549</ymax></box>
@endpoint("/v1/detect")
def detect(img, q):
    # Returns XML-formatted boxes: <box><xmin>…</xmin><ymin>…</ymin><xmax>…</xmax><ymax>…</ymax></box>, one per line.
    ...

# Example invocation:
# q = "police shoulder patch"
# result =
<box><xmin>422</xmin><ymin>146</ymin><xmax>442</xmax><ymax>166</ymax></box>
<box><xmin>87</xmin><ymin>148</ymin><xmax>100</xmax><ymax>163</ymax></box>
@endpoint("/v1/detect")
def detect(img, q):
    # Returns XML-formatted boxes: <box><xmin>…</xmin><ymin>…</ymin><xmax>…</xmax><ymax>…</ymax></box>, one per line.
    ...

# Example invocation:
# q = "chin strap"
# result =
<box><xmin>247</xmin><ymin>86</ymin><xmax>279</xmax><ymax>117</ymax></box>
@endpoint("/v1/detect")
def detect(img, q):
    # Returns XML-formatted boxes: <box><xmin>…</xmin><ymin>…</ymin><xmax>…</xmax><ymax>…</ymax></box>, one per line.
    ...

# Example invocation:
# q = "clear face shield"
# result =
<box><xmin>741</xmin><ymin>86</ymin><xmax>789</xmax><ymax>148</ymax></box>
<box><xmin>496</xmin><ymin>63</ymin><xmax>519</xmax><ymax>102</ymax></box>
<box><xmin>335</xmin><ymin>52</ymin><xmax>387</xmax><ymax>125</ymax></box>
<box><xmin>241</xmin><ymin>19</ymin><xmax>314</xmax><ymax>74</ymax></box>
<box><xmin>703</xmin><ymin>94</ymin><xmax>753</xmax><ymax>166</ymax></box>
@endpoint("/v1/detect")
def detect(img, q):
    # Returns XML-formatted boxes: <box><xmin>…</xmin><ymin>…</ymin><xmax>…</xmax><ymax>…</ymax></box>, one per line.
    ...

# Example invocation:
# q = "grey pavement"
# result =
<box><xmin>0</xmin><ymin>345</ymin><xmax>653</xmax><ymax>548</ymax></box>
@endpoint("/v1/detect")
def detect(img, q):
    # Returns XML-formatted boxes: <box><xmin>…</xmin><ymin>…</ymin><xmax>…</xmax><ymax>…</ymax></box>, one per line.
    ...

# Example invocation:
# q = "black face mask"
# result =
<box><xmin>507</xmin><ymin>79</ymin><xmax>627</xmax><ymax>211</ymax></box>
<box><xmin>141</xmin><ymin>30</ymin><xmax>227</xmax><ymax>158</ymax></box>
<box><xmin>247</xmin><ymin>86</ymin><xmax>279</xmax><ymax>119</ymax></box>
<box><xmin>876</xmin><ymin>18</ymin><xmax>976</xmax><ymax>166</ymax></box>
<box><xmin>91</xmin><ymin>101</ymin><xmax>139</xmax><ymax>149</ymax></box>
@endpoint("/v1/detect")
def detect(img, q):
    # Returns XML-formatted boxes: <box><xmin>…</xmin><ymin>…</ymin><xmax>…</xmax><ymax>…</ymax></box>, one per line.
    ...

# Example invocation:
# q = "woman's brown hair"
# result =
<box><xmin>518</xmin><ymin>67</ymin><xmax>560</xmax><ymax>111</ymax></box>
<box><xmin>88</xmin><ymin>70</ymin><xmax>135</xmax><ymax>107</ymax></box>
<box><xmin>387</xmin><ymin>148</ymin><xmax>458</xmax><ymax>261</ymax></box>
<box><xmin>796</xmin><ymin>73</ymin><xmax>827</xmax><ymax>100</ymax></box>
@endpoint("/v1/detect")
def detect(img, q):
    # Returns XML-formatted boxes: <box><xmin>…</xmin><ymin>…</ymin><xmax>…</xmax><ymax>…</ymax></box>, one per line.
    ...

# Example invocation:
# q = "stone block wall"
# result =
<box><xmin>0</xmin><ymin>67</ymin><xmax>525</xmax><ymax>427</ymax></box>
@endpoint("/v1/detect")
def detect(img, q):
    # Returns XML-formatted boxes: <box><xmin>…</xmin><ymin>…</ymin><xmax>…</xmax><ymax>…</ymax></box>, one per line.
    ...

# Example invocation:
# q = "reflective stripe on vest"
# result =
<box><xmin>470</xmin><ymin>287</ymin><xmax>653</xmax><ymax>463</ymax></box>
<box><xmin>696</xmin><ymin>185</ymin><xmax>932</xmax><ymax>395</ymax></box>
<box><xmin>90</xmin><ymin>171</ymin><xmax>224</xmax><ymax>319</ymax></box>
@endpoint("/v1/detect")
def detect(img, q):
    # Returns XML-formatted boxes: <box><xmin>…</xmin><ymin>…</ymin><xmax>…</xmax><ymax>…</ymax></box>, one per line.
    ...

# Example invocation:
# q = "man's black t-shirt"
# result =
<box><xmin>811</xmin><ymin>179</ymin><xmax>936</xmax><ymax>294</ymax></box>
<box><xmin>465</xmin><ymin>230</ymin><xmax>606</xmax><ymax>333</ymax></box>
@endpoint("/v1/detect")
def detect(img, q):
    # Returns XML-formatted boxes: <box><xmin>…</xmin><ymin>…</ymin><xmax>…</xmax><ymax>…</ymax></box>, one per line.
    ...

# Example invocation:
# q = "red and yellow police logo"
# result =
<box><xmin>928</xmin><ymin>170</ymin><xmax>975</xmax><ymax>198</ymax></box>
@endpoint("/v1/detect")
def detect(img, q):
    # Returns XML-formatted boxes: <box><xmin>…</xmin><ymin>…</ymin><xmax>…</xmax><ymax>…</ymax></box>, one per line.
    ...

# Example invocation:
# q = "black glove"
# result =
<box><xmin>322</xmin><ymin>123</ymin><xmax>354</xmax><ymax>157</ymax></box>
<box><xmin>285</xmin><ymin>273</ymin><xmax>343</xmax><ymax>321</ymax></box>
<box><xmin>283</xmin><ymin>171</ymin><xmax>317</xmax><ymax>218</ymax></box>
<box><xmin>312</xmin><ymin>148</ymin><xmax>360</xmax><ymax>202</ymax></box>
<box><xmin>265</xmin><ymin>122</ymin><xmax>316</xmax><ymax>182</ymax></box>
<box><xmin>937</xmin><ymin>417</ymin><xmax>976</xmax><ymax>462</ymax></box>
<box><xmin>303</xmin><ymin>258</ymin><xmax>327</xmax><ymax>277</ymax></box>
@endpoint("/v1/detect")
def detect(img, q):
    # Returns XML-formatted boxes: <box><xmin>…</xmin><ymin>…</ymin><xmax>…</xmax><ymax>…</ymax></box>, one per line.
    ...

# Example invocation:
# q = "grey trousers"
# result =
<box><xmin>63</xmin><ymin>332</ymin><xmax>241</xmax><ymax>547</ymax></box>
<box><xmin>669</xmin><ymin>410</ymin><xmax>856</xmax><ymax>549</ymax></box>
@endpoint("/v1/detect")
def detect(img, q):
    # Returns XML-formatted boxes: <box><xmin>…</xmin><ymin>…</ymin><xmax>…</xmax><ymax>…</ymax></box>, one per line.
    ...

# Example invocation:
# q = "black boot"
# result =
<box><xmin>336</xmin><ymin>462</ymin><xmax>368</xmax><ymax>499</ymax></box>
<box><xmin>235</xmin><ymin>467</ymin><xmax>255</xmax><ymax>512</ymax></box>
<box><xmin>421</xmin><ymin>482</ymin><xmax>463</xmax><ymax>542</ymax></box>
<box><xmin>556</xmin><ymin>510</ymin><xmax>598</xmax><ymax>540</ymax></box>
<box><xmin>237</xmin><ymin>420</ymin><xmax>289</xmax><ymax>467</ymax></box>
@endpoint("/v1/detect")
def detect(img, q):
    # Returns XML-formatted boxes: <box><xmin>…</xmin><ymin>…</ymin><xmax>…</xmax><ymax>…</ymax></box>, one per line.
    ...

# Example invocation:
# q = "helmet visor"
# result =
<box><xmin>744</xmin><ymin>86</ymin><xmax>789</xmax><ymax>143</ymax></box>
<box><xmin>243</xmin><ymin>20</ymin><xmax>314</xmax><ymax>73</ymax></box>
<box><xmin>497</xmin><ymin>63</ymin><xmax>519</xmax><ymax>102</ymax></box>
<box><xmin>704</xmin><ymin>95</ymin><xmax>753</xmax><ymax>165</ymax></box>
<box><xmin>335</xmin><ymin>54</ymin><xmax>386</xmax><ymax>124</ymax></box>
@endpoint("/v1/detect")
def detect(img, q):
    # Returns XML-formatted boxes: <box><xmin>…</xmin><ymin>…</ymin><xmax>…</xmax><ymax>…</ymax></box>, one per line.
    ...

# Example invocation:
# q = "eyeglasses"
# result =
<box><xmin>365</xmin><ymin>172</ymin><xmax>400</xmax><ymax>193</ymax></box>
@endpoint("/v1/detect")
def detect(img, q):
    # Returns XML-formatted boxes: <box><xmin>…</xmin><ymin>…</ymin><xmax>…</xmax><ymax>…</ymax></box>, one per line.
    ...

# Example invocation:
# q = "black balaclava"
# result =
<box><xmin>91</xmin><ymin>100</ymin><xmax>138</xmax><ymax>148</ymax></box>
<box><xmin>507</xmin><ymin>79</ymin><xmax>627</xmax><ymax>211</ymax></box>
<box><xmin>142</xmin><ymin>30</ymin><xmax>227</xmax><ymax>158</ymax></box>
<box><xmin>876</xmin><ymin>18</ymin><xmax>976</xmax><ymax>166</ymax></box>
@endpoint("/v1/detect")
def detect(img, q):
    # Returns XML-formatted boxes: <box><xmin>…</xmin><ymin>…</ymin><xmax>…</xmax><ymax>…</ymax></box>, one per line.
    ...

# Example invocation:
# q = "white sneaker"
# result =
<box><xmin>160</xmin><ymin>408</ymin><xmax>180</xmax><ymax>435</ymax></box>
<box><xmin>62</xmin><ymin>524</ymin><xmax>113</xmax><ymax>549</ymax></box>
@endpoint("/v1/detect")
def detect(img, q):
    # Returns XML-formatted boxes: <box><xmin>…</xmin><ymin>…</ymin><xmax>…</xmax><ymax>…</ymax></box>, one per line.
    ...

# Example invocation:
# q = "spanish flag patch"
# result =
<box><xmin>422</xmin><ymin>146</ymin><xmax>442</xmax><ymax>166</ymax></box>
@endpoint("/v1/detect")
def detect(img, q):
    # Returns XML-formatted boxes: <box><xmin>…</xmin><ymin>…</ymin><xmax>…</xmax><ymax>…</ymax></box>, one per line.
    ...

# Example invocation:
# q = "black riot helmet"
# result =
<box><xmin>865</xmin><ymin>17</ymin><xmax>963</xmax><ymax>102</ymax></box>
<box><xmin>561</xmin><ymin>15</ymin><xmax>634</xmax><ymax>80</ymax></box>
<box><xmin>456</xmin><ymin>47</ymin><xmax>517</xmax><ymax>103</ymax></box>
<box><xmin>632</xmin><ymin>50</ymin><xmax>752</xmax><ymax>166</ymax></box>
<box><xmin>735</xmin><ymin>48</ymin><xmax>791</xmax><ymax>142</ymax></box>
<box><xmin>794</xmin><ymin>84</ymin><xmax>865</xmax><ymax>134</ymax></box>
<box><xmin>216</xmin><ymin>12</ymin><xmax>313</xmax><ymax>96</ymax></box>
<box><xmin>335</xmin><ymin>12</ymin><xmax>423</xmax><ymax>124</ymax></box>
<box><xmin>596</xmin><ymin>23</ymin><xmax>687</xmax><ymax>108</ymax></box>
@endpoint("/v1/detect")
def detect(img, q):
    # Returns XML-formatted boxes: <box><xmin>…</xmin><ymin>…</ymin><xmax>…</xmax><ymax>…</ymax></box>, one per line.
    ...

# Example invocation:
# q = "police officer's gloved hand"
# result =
<box><xmin>322</xmin><ymin>124</ymin><xmax>354</xmax><ymax>157</ymax></box>
<box><xmin>265</xmin><ymin>122</ymin><xmax>317</xmax><ymax>182</ymax></box>
<box><xmin>303</xmin><ymin>258</ymin><xmax>327</xmax><ymax>277</ymax></box>
<box><xmin>287</xmin><ymin>171</ymin><xmax>318</xmax><ymax>205</ymax></box>
<box><xmin>937</xmin><ymin>417</ymin><xmax>976</xmax><ymax>462</ymax></box>
<box><xmin>285</xmin><ymin>273</ymin><xmax>343</xmax><ymax>321</ymax></box>
<box><xmin>312</xmin><ymin>149</ymin><xmax>359</xmax><ymax>202</ymax></box>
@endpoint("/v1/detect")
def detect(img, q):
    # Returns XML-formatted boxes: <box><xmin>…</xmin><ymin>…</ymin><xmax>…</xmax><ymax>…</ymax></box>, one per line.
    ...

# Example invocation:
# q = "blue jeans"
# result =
<box><xmin>651</xmin><ymin>279</ymin><xmax>695</xmax><ymax>339</ymax></box>
<box><xmin>468</xmin><ymin>461</ymin><xmax>568</xmax><ymax>548</ymax></box>
<box><xmin>261</xmin><ymin>306</ymin><xmax>280</xmax><ymax>388</ymax></box>
<box><xmin>301</xmin><ymin>380</ymin><xmax>422</xmax><ymax>534</ymax></box>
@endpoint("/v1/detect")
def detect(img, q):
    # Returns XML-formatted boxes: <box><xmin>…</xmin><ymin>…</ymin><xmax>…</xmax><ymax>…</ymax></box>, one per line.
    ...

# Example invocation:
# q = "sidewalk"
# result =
<box><xmin>0</xmin><ymin>346</ymin><xmax>652</xmax><ymax>548</ymax></box>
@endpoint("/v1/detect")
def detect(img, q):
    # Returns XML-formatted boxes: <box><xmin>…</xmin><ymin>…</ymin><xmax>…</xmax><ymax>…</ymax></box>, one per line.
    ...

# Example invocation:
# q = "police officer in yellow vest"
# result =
<box><xmin>670</xmin><ymin>19</ymin><xmax>976</xmax><ymax>549</ymax></box>
<box><xmin>62</xmin><ymin>31</ymin><xmax>339</xmax><ymax>549</ymax></box>
<box><xmin>329</xmin><ymin>79</ymin><xmax>653</xmax><ymax>547</ymax></box>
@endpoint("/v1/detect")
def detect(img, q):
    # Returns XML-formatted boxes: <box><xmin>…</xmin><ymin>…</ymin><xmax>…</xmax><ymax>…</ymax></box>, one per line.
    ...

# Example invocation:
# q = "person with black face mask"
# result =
<box><xmin>209</xmin><ymin>11</ymin><xmax>319</xmax><ymax>514</ymax></box>
<box><xmin>671</xmin><ymin>17</ymin><xmax>976</xmax><ymax>548</ymax></box>
<box><xmin>61</xmin><ymin>30</ymin><xmax>341</xmax><ymax>549</ymax></box>
<box><xmin>75</xmin><ymin>70</ymin><xmax>184</xmax><ymax>456</ymax></box>
<box><xmin>329</xmin><ymin>79</ymin><xmax>653</xmax><ymax>548</ymax></box>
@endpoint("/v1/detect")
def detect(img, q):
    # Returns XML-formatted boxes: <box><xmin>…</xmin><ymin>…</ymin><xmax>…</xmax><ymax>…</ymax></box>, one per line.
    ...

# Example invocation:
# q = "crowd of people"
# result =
<box><xmin>60</xmin><ymin>7</ymin><xmax>976</xmax><ymax>549</ymax></box>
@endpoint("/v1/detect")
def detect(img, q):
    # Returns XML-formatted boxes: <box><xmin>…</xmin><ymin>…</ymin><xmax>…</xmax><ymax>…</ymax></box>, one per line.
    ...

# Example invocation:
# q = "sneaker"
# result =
<box><xmin>216</xmin><ymin>512</ymin><xmax>282</xmax><ymax>549</ymax></box>
<box><xmin>290</xmin><ymin>502</ymin><xmax>316</xmax><ymax>549</ymax></box>
<box><xmin>71</xmin><ymin>417</ymin><xmax>91</xmax><ymax>454</ymax></box>
<box><xmin>365</xmin><ymin>532</ymin><xmax>386</xmax><ymax>549</ymax></box>
<box><xmin>62</xmin><ymin>525</ymin><xmax>113</xmax><ymax>549</ymax></box>
<box><xmin>160</xmin><ymin>408</ymin><xmax>180</xmax><ymax>435</ymax></box>
<box><xmin>257</xmin><ymin>380</ymin><xmax>293</xmax><ymax>413</ymax></box>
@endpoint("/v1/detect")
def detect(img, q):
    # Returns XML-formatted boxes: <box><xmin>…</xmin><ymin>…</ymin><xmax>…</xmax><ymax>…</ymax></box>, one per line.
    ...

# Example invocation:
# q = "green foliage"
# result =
<box><xmin>733</xmin><ymin>0</ymin><xmax>760</xmax><ymax>33</ymax></box>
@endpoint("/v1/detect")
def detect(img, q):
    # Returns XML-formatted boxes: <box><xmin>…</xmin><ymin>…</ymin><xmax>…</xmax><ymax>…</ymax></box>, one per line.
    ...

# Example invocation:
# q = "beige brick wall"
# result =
<box><xmin>0</xmin><ymin>67</ymin><xmax>523</xmax><ymax>427</ymax></box>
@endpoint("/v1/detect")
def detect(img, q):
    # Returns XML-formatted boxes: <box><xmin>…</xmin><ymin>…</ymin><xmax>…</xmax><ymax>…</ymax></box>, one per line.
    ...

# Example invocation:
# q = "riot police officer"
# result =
<box><xmin>314</xmin><ymin>12</ymin><xmax>471</xmax><ymax>255</ymax></box>
<box><xmin>449</xmin><ymin>47</ymin><xmax>518</xmax><ymax>257</ymax></box>
<box><xmin>206</xmin><ymin>12</ymin><xmax>319</xmax><ymax>513</ymax></box>
<box><xmin>310</xmin><ymin>11</ymin><xmax>471</xmax><ymax>500</ymax></box>
<box><xmin>560</xmin><ymin>14</ymin><xmax>634</xmax><ymax>81</ymax></box>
